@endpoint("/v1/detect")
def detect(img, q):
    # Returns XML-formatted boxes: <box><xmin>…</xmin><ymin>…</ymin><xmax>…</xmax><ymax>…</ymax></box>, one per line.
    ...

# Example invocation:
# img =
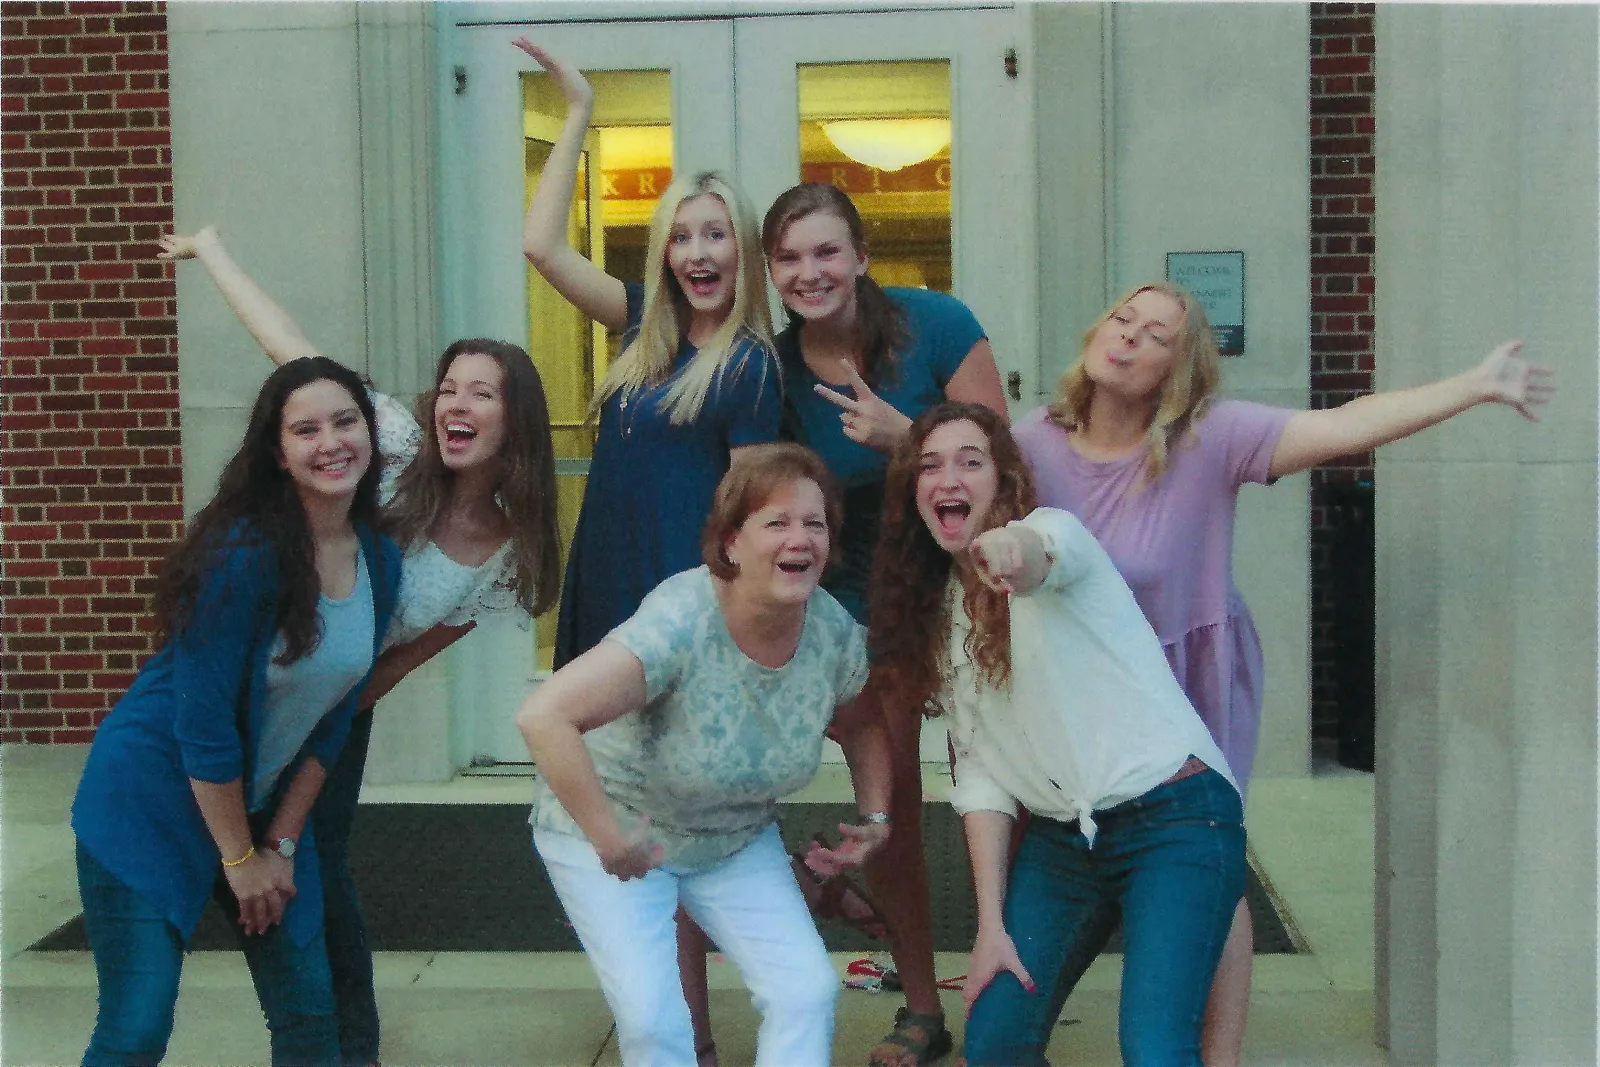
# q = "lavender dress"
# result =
<box><xmin>1013</xmin><ymin>401</ymin><xmax>1291</xmax><ymax>794</ymax></box>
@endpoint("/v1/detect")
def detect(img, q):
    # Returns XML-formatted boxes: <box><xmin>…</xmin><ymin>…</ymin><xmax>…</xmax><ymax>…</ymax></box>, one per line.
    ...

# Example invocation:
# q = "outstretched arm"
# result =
<box><xmin>514</xmin><ymin>39</ymin><xmax>628</xmax><ymax>332</ymax></box>
<box><xmin>1269</xmin><ymin>340</ymin><xmax>1554</xmax><ymax>479</ymax></box>
<box><xmin>804</xmin><ymin>692</ymin><xmax>893</xmax><ymax>875</ymax></box>
<box><xmin>359</xmin><ymin>622</ymin><xmax>476</xmax><ymax>709</ymax></box>
<box><xmin>158</xmin><ymin>226</ymin><xmax>322</xmax><ymax>366</ymax></box>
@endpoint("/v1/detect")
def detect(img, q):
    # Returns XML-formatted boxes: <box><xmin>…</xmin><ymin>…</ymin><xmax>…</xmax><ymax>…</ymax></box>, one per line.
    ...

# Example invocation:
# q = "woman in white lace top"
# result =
<box><xmin>160</xmin><ymin>226</ymin><xmax>560</xmax><ymax>1066</ymax></box>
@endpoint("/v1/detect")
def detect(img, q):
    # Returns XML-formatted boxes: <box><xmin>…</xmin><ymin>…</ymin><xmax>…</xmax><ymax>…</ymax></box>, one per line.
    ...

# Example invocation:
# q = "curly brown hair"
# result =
<box><xmin>867</xmin><ymin>402</ymin><xmax>1036</xmax><ymax>719</ymax></box>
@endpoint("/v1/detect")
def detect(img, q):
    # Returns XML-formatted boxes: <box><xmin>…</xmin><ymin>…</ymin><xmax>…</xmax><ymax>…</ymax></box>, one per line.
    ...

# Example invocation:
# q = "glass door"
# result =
<box><xmin>734</xmin><ymin>9</ymin><xmax>1035</xmax><ymax>762</ymax></box>
<box><xmin>438</xmin><ymin>20</ymin><xmax>736</xmax><ymax>766</ymax></box>
<box><xmin>735</xmin><ymin>9</ymin><xmax>1036</xmax><ymax>411</ymax></box>
<box><xmin>436</xmin><ymin>9</ymin><xmax>1032</xmax><ymax>768</ymax></box>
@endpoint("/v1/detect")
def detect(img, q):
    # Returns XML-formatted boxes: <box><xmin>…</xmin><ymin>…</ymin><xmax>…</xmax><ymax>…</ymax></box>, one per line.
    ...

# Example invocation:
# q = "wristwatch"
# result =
<box><xmin>269</xmin><ymin>837</ymin><xmax>297</xmax><ymax>860</ymax></box>
<box><xmin>860</xmin><ymin>811</ymin><xmax>890</xmax><ymax>825</ymax></box>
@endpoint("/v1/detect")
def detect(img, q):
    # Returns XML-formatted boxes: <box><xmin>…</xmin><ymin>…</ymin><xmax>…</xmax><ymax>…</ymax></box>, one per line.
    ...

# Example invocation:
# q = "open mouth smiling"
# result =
<box><xmin>933</xmin><ymin>500</ymin><xmax>971</xmax><ymax>537</ymax></box>
<box><xmin>685</xmin><ymin>269</ymin><xmax>722</xmax><ymax>297</ymax></box>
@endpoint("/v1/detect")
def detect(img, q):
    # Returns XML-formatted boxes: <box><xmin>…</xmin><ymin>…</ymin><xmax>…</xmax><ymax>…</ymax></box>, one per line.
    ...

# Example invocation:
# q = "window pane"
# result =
<box><xmin>797</xmin><ymin>61</ymin><xmax>952</xmax><ymax>292</ymax></box>
<box><xmin>523</xmin><ymin>67</ymin><xmax>673</xmax><ymax>668</ymax></box>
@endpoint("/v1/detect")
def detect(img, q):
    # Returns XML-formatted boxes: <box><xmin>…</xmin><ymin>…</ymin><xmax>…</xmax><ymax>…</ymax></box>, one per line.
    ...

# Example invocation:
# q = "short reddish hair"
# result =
<box><xmin>701</xmin><ymin>443</ymin><xmax>843</xmax><ymax>579</ymax></box>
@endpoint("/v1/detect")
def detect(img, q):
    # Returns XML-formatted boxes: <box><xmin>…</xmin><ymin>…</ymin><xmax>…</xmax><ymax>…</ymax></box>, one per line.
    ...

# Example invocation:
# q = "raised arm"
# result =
<box><xmin>513</xmin><ymin>39</ymin><xmax>628</xmax><ymax>332</ymax></box>
<box><xmin>158</xmin><ymin>225</ymin><xmax>323</xmax><ymax>366</ymax></box>
<box><xmin>517</xmin><ymin>639</ymin><xmax>658</xmax><ymax>878</ymax></box>
<box><xmin>1269</xmin><ymin>340</ymin><xmax>1554</xmax><ymax>479</ymax></box>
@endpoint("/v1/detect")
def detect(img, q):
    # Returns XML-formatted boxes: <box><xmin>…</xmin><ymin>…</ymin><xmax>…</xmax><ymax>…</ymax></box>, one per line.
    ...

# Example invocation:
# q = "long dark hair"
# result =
<box><xmin>762</xmin><ymin>182</ymin><xmax>909</xmax><ymax>388</ymax></box>
<box><xmin>868</xmin><ymin>402</ymin><xmax>1036</xmax><ymax>718</ymax></box>
<box><xmin>385</xmin><ymin>339</ymin><xmax>561</xmax><ymax>617</ymax></box>
<box><xmin>153</xmin><ymin>357</ymin><xmax>381</xmax><ymax>665</ymax></box>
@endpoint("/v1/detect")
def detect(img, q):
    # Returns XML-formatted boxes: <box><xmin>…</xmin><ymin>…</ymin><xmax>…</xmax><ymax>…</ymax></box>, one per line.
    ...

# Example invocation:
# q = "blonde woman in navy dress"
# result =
<box><xmin>515</xmin><ymin>39</ymin><xmax>782</xmax><ymax>671</ymax></box>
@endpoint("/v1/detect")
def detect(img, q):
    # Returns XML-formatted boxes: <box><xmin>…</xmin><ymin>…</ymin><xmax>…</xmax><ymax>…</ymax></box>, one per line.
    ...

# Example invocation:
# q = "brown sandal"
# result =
<box><xmin>869</xmin><ymin>1007</ymin><xmax>953</xmax><ymax>1067</ymax></box>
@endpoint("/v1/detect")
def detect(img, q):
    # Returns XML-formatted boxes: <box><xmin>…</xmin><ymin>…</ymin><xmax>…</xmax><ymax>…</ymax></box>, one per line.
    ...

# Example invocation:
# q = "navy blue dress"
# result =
<box><xmin>554</xmin><ymin>283</ymin><xmax>782</xmax><ymax>667</ymax></box>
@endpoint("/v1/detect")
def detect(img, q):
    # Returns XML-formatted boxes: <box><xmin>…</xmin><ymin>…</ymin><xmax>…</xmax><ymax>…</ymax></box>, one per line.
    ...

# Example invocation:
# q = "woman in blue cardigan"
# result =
<box><xmin>70</xmin><ymin>357</ymin><xmax>402</xmax><ymax>1067</ymax></box>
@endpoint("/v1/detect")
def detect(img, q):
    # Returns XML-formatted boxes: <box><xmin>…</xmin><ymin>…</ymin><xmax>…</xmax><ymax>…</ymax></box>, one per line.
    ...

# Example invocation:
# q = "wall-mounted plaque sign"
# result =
<box><xmin>1166</xmin><ymin>251</ymin><xmax>1245</xmax><ymax>355</ymax></box>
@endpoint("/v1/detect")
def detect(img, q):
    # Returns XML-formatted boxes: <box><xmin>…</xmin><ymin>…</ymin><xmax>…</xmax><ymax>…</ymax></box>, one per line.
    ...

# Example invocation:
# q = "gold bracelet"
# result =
<box><xmin>221</xmin><ymin>845</ymin><xmax>256</xmax><ymax>868</ymax></box>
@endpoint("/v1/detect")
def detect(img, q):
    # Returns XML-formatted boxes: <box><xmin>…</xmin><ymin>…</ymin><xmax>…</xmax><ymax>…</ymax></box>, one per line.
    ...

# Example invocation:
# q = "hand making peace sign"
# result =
<box><xmin>813</xmin><ymin>360</ymin><xmax>914</xmax><ymax>452</ymax></box>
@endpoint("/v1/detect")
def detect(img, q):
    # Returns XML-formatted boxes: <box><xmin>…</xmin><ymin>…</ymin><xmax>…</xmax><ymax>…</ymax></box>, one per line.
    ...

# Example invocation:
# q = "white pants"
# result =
<box><xmin>534</xmin><ymin>824</ymin><xmax>838</xmax><ymax>1067</ymax></box>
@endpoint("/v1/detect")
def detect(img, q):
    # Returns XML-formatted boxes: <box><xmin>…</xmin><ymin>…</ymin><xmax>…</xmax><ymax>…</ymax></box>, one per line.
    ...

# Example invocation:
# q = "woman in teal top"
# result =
<box><xmin>70</xmin><ymin>358</ymin><xmax>402</xmax><ymax>1066</ymax></box>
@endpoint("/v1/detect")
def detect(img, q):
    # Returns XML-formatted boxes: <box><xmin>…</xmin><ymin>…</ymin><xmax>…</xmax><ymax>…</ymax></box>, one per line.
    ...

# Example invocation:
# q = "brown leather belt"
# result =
<box><xmin>1161</xmin><ymin>756</ymin><xmax>1210</xmax><ymax>787</ymax></box>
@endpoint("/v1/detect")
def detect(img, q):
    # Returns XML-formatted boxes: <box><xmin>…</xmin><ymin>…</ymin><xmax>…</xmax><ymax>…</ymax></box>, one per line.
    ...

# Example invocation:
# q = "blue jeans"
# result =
<box><xmin>77</xmin><ymin>841</ymin><xmax>340</xmax><ymax>1066</ymax></box>
<box><xmin>962</xmin><ymin>768</ymin><xmax>1246</xmax><ymax>1067</ymax></box>
<box><xmin>311</xmin><ymin>706</ymin><xmax>378</xmax><ymax>1065</ymax></box>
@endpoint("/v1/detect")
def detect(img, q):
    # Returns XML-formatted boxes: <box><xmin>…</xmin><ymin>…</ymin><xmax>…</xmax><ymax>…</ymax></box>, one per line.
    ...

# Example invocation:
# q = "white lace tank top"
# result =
<box><xmin>370</xmin><ymin>389</ymin><xmax>526</xmax><ymax>649</ymax></box>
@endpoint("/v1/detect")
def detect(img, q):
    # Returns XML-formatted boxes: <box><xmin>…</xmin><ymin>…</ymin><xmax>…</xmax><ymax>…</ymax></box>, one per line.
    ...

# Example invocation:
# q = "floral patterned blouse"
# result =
<box><xmin>529</xmin><ymin>567</ymin><xmax>868</xmax><ymax>870</ymax></box>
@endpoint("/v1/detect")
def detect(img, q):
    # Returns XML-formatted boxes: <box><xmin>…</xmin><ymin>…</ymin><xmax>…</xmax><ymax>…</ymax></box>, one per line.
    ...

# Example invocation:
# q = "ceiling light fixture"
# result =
<box><xmin>820</xmin><ymin>117</ymin><xmax>951</xmax><ymax>172</ymax></box>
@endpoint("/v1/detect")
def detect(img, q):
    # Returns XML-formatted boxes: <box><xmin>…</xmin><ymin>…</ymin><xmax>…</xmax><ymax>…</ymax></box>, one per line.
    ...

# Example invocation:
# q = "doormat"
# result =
<box><xmin>33</xmin><ymin>803</ymin><xmax>1299</xmax><ymax>954</ymax></box>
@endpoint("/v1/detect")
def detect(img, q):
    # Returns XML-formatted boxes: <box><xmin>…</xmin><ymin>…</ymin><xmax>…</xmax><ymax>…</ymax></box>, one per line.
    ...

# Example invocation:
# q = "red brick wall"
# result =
<box><xmin>1308</xmin><ymin>3</ymin><xmax>1376</xmax><ymax>736</ymax></box>
<box><xmin>1</xmin><ymin>1</ymin><xmax>178</xmax><ymax>743</ymax></box>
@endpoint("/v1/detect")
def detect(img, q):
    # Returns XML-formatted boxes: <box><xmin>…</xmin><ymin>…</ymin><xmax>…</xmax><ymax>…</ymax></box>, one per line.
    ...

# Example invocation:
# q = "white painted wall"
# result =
<box><xmin>169</xmin><ymin>2</ymin><xmax>367</xmax><ymax>510</ymax></box>
<box><xmin>1035</xmin><ymin>2</ymin><xmax>1313</xmax><ymax>779</ymax></box>
<box><xmin>173</xmin><ymin>2</ymin><xmax>1314</xmax><ymax>783</ymax></box>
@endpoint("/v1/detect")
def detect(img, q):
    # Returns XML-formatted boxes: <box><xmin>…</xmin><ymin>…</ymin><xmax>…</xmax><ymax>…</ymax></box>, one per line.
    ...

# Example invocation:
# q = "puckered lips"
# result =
<box><xmin>1105</xmin><ymin>345</ymin><xmax>1136</xmax><ymax>368</ymax></box>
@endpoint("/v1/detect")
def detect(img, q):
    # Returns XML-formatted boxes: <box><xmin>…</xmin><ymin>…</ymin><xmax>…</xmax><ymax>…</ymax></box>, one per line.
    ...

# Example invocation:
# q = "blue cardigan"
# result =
<box><xmin>72</xmin><ymin>522</ymin><xmax>402</xmax><ymax>946</ymax></box>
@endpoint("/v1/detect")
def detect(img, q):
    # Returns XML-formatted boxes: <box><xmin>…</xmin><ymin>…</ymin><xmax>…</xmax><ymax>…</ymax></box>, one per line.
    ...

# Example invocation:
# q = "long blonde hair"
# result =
<box><xmin>593</xmin><ymin>172</ymin><xmax>773</xmax><ymax>424</ymax></box>
<box><xmin>1046</xmin><ymin>281</ymin><xmax>1221</xmax><ymax>483</ymax></box>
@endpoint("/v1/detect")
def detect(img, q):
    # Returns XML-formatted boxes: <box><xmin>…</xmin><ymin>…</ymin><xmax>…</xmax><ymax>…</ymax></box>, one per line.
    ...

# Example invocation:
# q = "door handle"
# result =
<box><xmin>1006</xmin><ymin>370</ymin><xmax>1022</xmax><ymax>402</ymax></box>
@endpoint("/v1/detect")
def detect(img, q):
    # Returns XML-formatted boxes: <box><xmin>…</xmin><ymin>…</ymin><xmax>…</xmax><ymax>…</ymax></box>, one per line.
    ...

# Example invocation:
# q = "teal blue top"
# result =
<box><xmin>532</xmin><ymin>567</ymin><xmax>869</xmax><ymax>870</ymax></box>
<box><xmin>778</xmin><ymin>287</ymin><xmax>986</xmax><ymax>622</ymax></box>
<box><xmin>72</xmin><ymin>523</ymin><xmax>401</xmax><ymax>945</ymax></box>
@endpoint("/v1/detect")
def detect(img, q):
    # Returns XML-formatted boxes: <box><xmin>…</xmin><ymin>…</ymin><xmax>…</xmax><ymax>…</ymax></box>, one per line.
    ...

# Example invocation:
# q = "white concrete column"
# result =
<box><xmin>169</xmin><ymin>2</ymin><xmax>365</xmax><ymax>508</ymax></box>
<box><xmin>355</xmin><ymin>3</ymin><xmax>439</xmax><ymax>398</ymax></box>
<box><xmin>1373</xmin><ymin>7</ymin><xmax>1598</xmax><ymax>1064</ymax></box>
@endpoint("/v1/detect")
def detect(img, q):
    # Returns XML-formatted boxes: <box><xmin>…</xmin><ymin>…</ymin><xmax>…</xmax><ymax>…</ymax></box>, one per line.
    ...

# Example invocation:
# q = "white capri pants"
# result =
<box><xmin>534</xmin><ymin>823</ymin><xmax>839</xmax><ymax>1067</ymax></box>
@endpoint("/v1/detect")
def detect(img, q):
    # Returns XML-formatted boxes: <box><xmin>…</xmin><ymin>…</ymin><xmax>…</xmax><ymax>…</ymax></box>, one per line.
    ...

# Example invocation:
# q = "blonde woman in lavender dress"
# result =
<box><xmin>1012</xmin><ymin>281</ymin><xmax>1551</xmax><ymax>1066</ymax></box>
<box><xmin>160</xmin><ymin>228</ymin><xmax>561</xmax><ymax>1065</ymax></box>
